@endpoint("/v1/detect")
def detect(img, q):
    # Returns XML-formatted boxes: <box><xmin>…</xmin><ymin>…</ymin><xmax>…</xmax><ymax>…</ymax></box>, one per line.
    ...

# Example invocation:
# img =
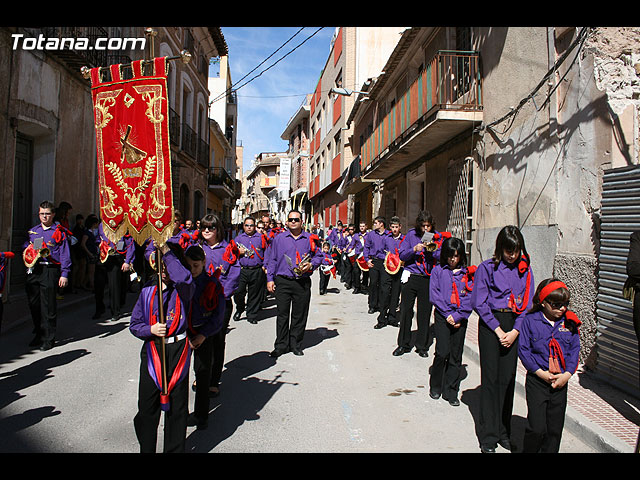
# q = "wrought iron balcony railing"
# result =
<box><xmin>208</xmin><ymin>167</ymin><xmax>234</xmax><ymax>192</ymax></box>
<box><xmin>361</xmin><ymin>50</ymin><xmax>482</xmax><ymax>171</ymax></box>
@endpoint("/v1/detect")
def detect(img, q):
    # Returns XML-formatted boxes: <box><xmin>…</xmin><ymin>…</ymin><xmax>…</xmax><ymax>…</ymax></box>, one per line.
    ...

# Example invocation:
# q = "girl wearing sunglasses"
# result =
<box><xmin>518</xmin><ymin>278</ymin><xmax>581</xmax><ymax>453</ymax></box>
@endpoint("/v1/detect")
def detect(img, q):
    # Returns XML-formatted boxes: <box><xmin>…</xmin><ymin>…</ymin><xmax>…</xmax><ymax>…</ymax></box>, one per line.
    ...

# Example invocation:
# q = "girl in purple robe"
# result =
<box><xmin>471</xmin><ymin>225</ymin><xmax>535</xmax><ymax>453</ymax></box>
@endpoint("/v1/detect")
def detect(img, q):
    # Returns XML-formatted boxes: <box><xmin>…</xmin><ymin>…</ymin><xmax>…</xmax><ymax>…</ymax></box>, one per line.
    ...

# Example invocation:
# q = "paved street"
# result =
<box><xmin>0</xmin><ymin>271</ymin><xmax>599</xmax><ymax>453</ymax></box>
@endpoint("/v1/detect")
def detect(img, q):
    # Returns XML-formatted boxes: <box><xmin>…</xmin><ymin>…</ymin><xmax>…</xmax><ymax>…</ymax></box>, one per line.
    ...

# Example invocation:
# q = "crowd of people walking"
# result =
<box><xmin>6</xmin><ymin>201</ymin><xmax>588</xmax><ymax>453</ymax></box>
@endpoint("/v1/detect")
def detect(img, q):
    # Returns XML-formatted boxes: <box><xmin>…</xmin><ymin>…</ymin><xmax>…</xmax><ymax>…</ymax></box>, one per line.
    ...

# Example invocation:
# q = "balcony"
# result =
<box><xmin>169</xmin><ymin>107</ymin><xmax>180</xmax><ymax>146</ymax></box>
<box><xmin>181</xmin><ymin>122</ymin><xmax>197</xmax><ymax>159</ymax></box>
<box><xmin>208</xmin><ymin>167</ymin><xmax>235</xmax><ymax>198</ymax></box>
<box><xmin>197</xmin><ymin>137</ymin><xmax>209</xmax><ymax>168</ymax></box>
<box><xmin>360</xmin><ymin>50</ymin><xmax>483</xmax><ymax>180</ymax></box>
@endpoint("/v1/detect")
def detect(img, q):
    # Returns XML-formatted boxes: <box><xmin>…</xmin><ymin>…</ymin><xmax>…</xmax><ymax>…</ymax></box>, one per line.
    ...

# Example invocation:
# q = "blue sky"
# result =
<box><xmin>214</xmin><ymin>27</ymin><xmax>336</xmax><ymax>174</ymax></box>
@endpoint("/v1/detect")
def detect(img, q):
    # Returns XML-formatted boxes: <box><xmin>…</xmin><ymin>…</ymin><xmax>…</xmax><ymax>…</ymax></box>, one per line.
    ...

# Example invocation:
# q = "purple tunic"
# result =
<box><xmin>234</xmin><ymin>231</ymin><xmax>267</xmax><ymax>268</ymax></box>
<box><xmin>189</xmin><ymin>271</ymin><xmax>226</xmax><ymax>338</ymax></box>
<box><xmin>264</xmin><ymin>230</ymin><xmax>324</xmax><ymax>282</ymax></box>
<box><xmin>364</xmin><ymin>229</ymin><xmax>389</xmax><ymax>261</ymax></box>
<box><xmin>201</xmin><ymin>239</ymin><xmax>241</xmax><ymax>299</ymax></box>
<box><xmin>129</xmin><ymin>249</ymin><xmax>195</xmax><ymax>341</ymax></box>
<box><xmin>97</xmin><ymin>223</ymin><xmax>135</xmax><ymax>264</ymax></box>
<box><xmin>429</xmin><ymin>264</ymin><xmax>474</xmax><ymax>324</ymax></box>
<box><xmin>398</xmin><ymin>228</ymin><xmax>439</xmax><ymax>276</ymax></box>
<box><xmin>470</xmin><ymin>257</ymin><xmax>535</xmax><ymax>332</ymax></box>
<box><xmin>518</xmin><ymin>310</ymin><xmax>580</xmax><ymax>374</ymax></box>
<box><xmin>24</xmin><ymin>222</ymin><xmax>72</xmax><ymax>277</ymax></box>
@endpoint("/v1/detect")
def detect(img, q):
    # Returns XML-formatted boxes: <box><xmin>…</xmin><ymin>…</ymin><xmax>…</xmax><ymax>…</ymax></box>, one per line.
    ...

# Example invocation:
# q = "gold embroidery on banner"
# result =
<box><xmin>100</xmin><ymin>185</ymin><xmax>123</xmax><ymax>218</ymax></box>
<box><xmin>133</xmin><ymin>85</ymin><xmax>165</xmax><ymax>124</ymax></box>
<box><xmin>120</xmin><ymin>125</ymin><xmax>148</xmax><ymax>165</ymax></box>
<box><xmin>123</xmin><ymin>167</ymin><xmax>143</xmax><ymax>178</ymax></box>
<box><xmin>94</xmin><ymin>90</ymin><xmax>122</xmax><ymax>129</ymax></box>
<box><xmin>149</xmin><ymin>182</ymin><xmax>169</xmax><ymax>219</ymax></box>
<box><xmin>106</xmin><ymin>157</ymin><xmax>157</xmax><ymax>223</ymax></box>
<box><xmin>124</xmin><ymin>93</ymin><xmax>135</xmax><ymax>108</ymax></box>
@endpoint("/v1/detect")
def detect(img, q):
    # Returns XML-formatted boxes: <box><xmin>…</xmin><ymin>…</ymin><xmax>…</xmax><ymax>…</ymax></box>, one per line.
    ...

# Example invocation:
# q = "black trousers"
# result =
<box><xmin>134</xmin><ymin>338</ymin><xmax>190</xmax><ymax>453</ymax></box>
<box><xmin>342</xmin><ymin>255</ymin><xmax>354</xmax><ymax>287</ymax></box>
<box><xmin>377</xmin><ymin>268</ymin><xmax>402</xmax><ymax>324</ymax></box>
<box><xmin>397</xmin><ymin>273</ymin><xmax>432</xmax><ymax>353</ymax></box>
<box><xmin>430</xmin><ymin>310</ymin><xmax>467</xmax><ymax>399</ymax></box>
<box><xmin>234</xmin><ymin>266</ymin><xmax>265</xmax><ymax>321</ymax></box>
<box><xmin>477</xmin><ymin>310</ymin><xmax>519</xmax><ymax>448</ymax></box>
<box><xmin>367</xmin><ymin>258</ymin><xmax>384</xmax><ymax>310</ymax></box>
<box><xmin>25</xmin><ymin>264</ymin><xmax>60</xmax><ymax>344</ymax></box>
<box><xmin>354</xmin><ymin>267</ymin><xmax>368</xmax><ymax>292</ymax></box>
<box><xmin>274</xmin><ymin>275</ymin><xmax>311</xmax><ymax>351</ymax></box>
<box><xmin>210</xmin><ymin>298</ymin><xmax>233</xmax><ymax>388</ymax></box>
<box><xmin>192</xmin><ymin>335</ymin><xmax>214</xmax><ymax>422</ymax></box>
<box><xmin>94</xmin><ymin>254</ymin><xmax>128</xmax><ymax>317</ymax></box>
<box><xmin>522</xmin><ymin>372</ymin><xmax>568</xmax><ymax>453</ymax></box>
<box><xmin>319</xmin><ymin>271</ymin><xmax>331</xmax><ymax>294</ymax></box>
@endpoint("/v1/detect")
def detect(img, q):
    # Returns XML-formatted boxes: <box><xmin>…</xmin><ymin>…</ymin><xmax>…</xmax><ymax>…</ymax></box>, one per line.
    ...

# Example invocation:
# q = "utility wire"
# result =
<box><xmin>209</xmin><ymin>27</ymin><xmax>305</xmax><ymax>106</ymax></box>
<box><xmin>209</xmin><ymin>27</ymin><xmax>325</xmax><ymax>106</ymax></box>
<box><xmin>477</xmin><ymin>27</ymin><xmax>592</xmax><ymax>136</ymax></box>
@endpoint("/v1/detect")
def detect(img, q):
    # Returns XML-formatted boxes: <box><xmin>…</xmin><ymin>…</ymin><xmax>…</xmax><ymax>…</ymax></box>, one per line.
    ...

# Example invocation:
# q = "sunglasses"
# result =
<box><xmin>201</xmin><ymin>226</ymin><xmax>216</xmax><ymax>231</ymax></box>
<box><xmin>288</xmin><ymin>217</ymin><xmax>301</xmax><ymax>223</ymax></box>
<box><xmin>548</xmin><ymin>301</ymin><xmax>569</xmax><ymax>310</ymax></box>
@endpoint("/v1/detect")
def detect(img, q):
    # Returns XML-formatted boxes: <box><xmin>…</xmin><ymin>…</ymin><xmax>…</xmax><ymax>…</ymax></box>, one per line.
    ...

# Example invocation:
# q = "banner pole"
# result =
<box><xmin>155</xmin><ymin>247</ymin><xmax>168</xmax><ymax>398</ymax></box>
<box><xmin>81</xmin><ymin>51</ymin><xmax>191</xmax><ymax>80</ymax></box>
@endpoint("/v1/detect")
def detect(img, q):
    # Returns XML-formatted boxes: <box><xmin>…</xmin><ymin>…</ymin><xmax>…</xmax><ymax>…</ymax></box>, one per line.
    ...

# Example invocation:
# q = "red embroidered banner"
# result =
<box><xmin>89</xmin><ymin>57</ymin><xmax>174</xmax><ymax>246</ymax></box>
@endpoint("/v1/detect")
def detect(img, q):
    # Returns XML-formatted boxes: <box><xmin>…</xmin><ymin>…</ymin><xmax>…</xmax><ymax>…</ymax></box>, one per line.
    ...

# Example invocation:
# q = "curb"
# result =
<box><xmin>463</xmin><ymin>334</ymin><xmax>632</xmax><ymax>453</ymax></box>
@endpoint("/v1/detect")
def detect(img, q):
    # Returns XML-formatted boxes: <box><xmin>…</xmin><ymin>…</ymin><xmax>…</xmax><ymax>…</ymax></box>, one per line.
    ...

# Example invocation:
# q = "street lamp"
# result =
<box><xmin>330</xmin><ymin>87</ymin><xmax>370</xmax><ymax>98</ymax></box>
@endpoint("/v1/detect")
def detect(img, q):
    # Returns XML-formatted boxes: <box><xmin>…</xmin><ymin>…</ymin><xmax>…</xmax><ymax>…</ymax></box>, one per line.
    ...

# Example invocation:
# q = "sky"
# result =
<box><xmin>212</xmin><ymin>27</ymin><xmax>336</xmax><ymax>175</ymax></box>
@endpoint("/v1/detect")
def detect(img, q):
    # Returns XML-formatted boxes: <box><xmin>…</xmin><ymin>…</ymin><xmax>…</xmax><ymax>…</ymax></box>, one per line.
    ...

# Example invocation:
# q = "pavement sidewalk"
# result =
<box><xmin>2</xmin><ymin>284</ymin><xmax>639</xmax><ymax>453</ymax></box>
<box><xmin>463</xmin><ymin>312</ymin><xmax>640</xmax><ymax>453</ymax></box>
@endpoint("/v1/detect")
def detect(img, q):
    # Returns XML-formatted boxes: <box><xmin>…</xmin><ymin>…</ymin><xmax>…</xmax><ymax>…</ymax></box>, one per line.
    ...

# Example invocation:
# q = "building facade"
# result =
<box><xmin>156</xmin><ymin>27</ymin><xmax>227</xmax><ymax>225</ymax></box>
<box><xmin>207</xmin><ymin>117</ymin><xmax>235</xmax><ymax>225</ymax></box>
<box><xmin>0</xmin><ymin>26</ymin><xmax>226</xmax><ymax>299</ymax></box>
<box><xmin>307</xmin><ymin>26</ymin><xmax>405</xmax><ymax>230</ymax></box>
<box><xmin>208</xmin><ymin>53</ymin><xmax>240</xmax><ymax>227</ymax></box>
<box><xmin>345</xmin><ymin>26</ymin><xmax>640</xmax><ymax>394</ymax></box>
<box><xmin>281</xmin><ymin>94</ymin><xmax>312</xmax><ymax>224</ymax></box>
<box><xmin>245</xmin><ymin>152</ymin><xmax>285</xmax><ymax>219</ymax></box>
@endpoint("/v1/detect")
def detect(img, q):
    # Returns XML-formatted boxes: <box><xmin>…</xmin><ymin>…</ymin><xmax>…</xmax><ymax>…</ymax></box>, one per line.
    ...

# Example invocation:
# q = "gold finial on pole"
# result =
<box><xmin>180</xmin><ymin>50</ymin><xmax>192</xmax><ymax>65</ymax></box>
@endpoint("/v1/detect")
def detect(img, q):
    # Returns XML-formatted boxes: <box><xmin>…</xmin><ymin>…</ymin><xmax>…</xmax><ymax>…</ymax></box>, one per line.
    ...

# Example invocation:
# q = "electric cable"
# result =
<box><xmin>209</xmin><ymin>27</ymin><xmax>325</xmax><ymax>106</ymax></box>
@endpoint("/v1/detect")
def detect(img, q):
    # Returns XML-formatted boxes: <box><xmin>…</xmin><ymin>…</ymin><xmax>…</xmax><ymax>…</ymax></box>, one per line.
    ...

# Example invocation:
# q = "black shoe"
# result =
<box><xmin>447</xmin><ymin>397</ymin><xmax>460</xmax><ymax>407</ymax></box>
<box><xmin>480</xmin><ymin>444</ymin><xmax>496</xmax><ymax>453</ymax></box>
<box><xmin>388</xmin><ymin>321</ymin><xmax>399</xmax><ymax>327</ymax></box>
<box><xmin>352</xmin><ymin>288</ymin><xmax>361</xmax><ymax>294</ymax></box>
<box><xmin>392</xmin><ymin>347</ymin><xmax>409</xmax><ymax>356</ymax></box>
<box><xmin>368</xmin><ymin>308</ymin><xmax>376</xmax><ymax>314</ymax></box>
<box><xmin>233</xmin><ymin>311</ymin><xmax>243</xmax><ymax>321</ymax></box>
<box><xmin>429</xmin><ymin>389</ymin><xmax>441</xmax><ymax>400</ymax></box>
<box><xmin>373</xmin><ymin>322</ymin><xmax>387</xmax><ymax>329</ymax></box>
<box><xmin>40</xmin><ymin>341</ymin><xmax>54</xmax><ymax>351</ymax></box>
<box><xmin>292</xmin><ymin>348</ymin><xmax>304</xmax><ymax>356</ymax></box>
<box><xmin>29</xmin><ymin>336</ymin><xmax>42</xmax><ymax>347</ymax></box>
<box><xmin>269</xmin><ymin>348</ymin><xmax>287</xmax><ymax>358</ymax></box>
<box><xmin>416</xmin><ymin>350</ymin><xmax>429</xmax><ymax>358</ymax></box>
<box><xmin>498</xmin><ymin>438</ymin><xmax>512</xmax><ymax>451</ymax></box>
<box><xmin>248</xmin><ymin>318</ymin><xmax>257</xmax><ymax>324</ymax></box>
